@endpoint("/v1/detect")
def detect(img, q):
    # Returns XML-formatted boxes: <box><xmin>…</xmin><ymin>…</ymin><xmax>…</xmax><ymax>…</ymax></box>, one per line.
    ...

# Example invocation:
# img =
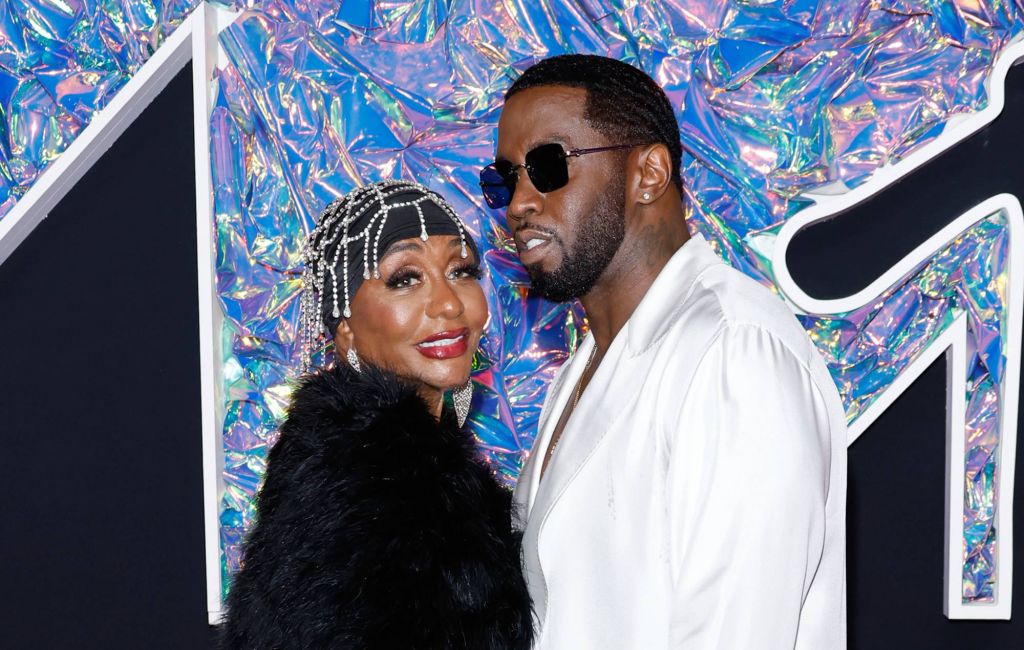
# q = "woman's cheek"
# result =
<box><xmin>465</xmin><ymin>284</ymin><xmax>489</xmax><ymax>330</ymax></box>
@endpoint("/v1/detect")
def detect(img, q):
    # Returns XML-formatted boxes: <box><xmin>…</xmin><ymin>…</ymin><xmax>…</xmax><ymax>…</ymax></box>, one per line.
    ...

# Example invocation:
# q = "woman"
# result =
<box><xmin>220</xmin><ymin>180</ymin><xmax>533</xmax><ymax>649</ymax></box>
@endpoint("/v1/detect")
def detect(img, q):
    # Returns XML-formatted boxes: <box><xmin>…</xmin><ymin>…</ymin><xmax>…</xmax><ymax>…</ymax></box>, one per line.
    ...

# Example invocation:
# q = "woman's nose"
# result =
<box><xmin>427</xmin><ymin>277</ymin><xmax>465</xmax><ymax>320</ymax></box>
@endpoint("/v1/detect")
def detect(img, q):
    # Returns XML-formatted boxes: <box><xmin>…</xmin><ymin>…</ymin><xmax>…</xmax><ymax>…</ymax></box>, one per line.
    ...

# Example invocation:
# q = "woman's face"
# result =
<box><xmin>333</xmin><ymin>234</ymin><xmax>488</xmax><ymax>411</ymax></box>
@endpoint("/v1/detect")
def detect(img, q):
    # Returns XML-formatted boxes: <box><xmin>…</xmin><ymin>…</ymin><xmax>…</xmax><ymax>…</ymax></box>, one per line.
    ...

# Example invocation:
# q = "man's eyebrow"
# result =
<box><xmin>496</xmin><ymin>135</ymin><xmax>571</xmax><ymax>162</ymax></box>
<box><xmin>526</xmin><ymin>135</ymin><xmax>569</xmax><ymax>151</ymax></box>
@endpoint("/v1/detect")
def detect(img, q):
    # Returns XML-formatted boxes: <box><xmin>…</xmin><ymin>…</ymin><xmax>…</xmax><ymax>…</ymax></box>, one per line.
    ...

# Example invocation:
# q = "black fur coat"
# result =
<box><xmin>219</xmin><ymin>363</ymin><xmax>533</xmax><ymax>650</ymax></box>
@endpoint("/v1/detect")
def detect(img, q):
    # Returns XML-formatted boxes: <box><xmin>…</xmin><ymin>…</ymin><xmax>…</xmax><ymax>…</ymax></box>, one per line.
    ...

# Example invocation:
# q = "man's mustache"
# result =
<box><xmin>514</xmin><ymin>222</ymin><xmax>564</xmax><ymax>247</ymax></box>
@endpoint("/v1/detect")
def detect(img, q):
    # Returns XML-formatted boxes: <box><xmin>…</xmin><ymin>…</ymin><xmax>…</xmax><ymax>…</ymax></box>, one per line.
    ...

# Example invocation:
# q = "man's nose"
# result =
<box><xmin>506</xmin><ymin>168</ymin><xmax>543</xmax><ymax>224</ymax></box>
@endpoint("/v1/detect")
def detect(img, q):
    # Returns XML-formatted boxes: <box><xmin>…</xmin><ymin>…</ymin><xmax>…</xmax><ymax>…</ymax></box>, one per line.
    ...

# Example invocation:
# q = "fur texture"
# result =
<box><xmin>219</xmin><ymin>364</ymin><xmax>533</xmax><ymax>650</ymax></box>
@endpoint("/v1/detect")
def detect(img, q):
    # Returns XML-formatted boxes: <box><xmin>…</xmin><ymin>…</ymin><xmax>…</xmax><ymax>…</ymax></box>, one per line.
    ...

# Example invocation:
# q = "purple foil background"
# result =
<box><xmin>210</xmin><ymin>0</ymin><xmax>1022</xmax><ymax>604</ymax></box>
<box><xmin>0</xmin><ymin>0</ymin><xmax>198</xmax><ymax>218</ymax></box>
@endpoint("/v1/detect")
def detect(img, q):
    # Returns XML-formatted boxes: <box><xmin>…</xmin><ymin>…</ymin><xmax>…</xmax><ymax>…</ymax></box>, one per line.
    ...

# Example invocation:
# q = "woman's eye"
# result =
<box><xmin>385</xmin><ymin>271</ymin><xmax>421</xmax><ymax>288</ymax></box>
<box><xmin>450</xmin><ymin>264</ymin><xmax>483</xmax><ymax>280</ymax></box>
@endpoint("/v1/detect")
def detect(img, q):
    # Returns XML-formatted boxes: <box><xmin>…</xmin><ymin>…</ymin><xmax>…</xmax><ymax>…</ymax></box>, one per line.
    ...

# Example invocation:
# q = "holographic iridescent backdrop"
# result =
<box><xmin>208</xmin><ymin>0</ymin><xmax>1022</xmax><ymax>606</ymax></box>
<box><xmin>3</xmin><ymin>0</ymin><xmax>1014</xmax><ymax>609</ymax></box>
<box><xmin>0</xmin><ymin>0</ymin><xmax>198</xmax><ymax>218</ymax></box>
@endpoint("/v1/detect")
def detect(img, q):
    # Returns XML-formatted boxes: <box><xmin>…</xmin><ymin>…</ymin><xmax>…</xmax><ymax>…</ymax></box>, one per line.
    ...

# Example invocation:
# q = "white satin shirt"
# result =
<box><xmin>513</xmin><ymin>234</ymin><xmax>847</xmax><ymax>650</ymax></box>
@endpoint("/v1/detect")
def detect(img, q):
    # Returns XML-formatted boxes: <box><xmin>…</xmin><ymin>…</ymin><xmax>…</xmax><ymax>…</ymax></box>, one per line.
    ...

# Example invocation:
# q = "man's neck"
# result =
<box><xmin>581</xmin><ymin>212</ymin><xmax>690</xmax><ymax>352</ymax></box>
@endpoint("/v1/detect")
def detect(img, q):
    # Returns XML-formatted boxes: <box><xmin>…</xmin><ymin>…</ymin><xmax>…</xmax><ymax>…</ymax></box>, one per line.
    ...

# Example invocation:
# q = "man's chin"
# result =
<box><xmin>525</xmin><ymin>264</ymin><xmax>545</xmax><ymax>285</ymax></box>
<box><xmin>527</xmin><ymin>266</ymin><xmax>579</xmax><ymax>303</ymax></box>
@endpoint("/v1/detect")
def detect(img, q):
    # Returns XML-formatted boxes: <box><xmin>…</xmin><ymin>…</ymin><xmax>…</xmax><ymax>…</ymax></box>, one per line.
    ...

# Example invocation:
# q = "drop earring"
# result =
<box><xmin>346</xmin><ymin>347</ymin><xmax>362</xmax><ymax>373</ymax></box>
<box><xmin>453</xmin><ymin>380</ymin><xmax>473</xmax><ymax>427</ymax></box>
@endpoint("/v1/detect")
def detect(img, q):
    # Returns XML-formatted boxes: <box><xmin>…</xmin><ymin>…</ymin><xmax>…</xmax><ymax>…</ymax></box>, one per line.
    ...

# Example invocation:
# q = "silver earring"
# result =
<box><xmin>346</xmin><ymin>347</ymin><xmax>361</xmax><ymax>373</ymax></box>
<box><xmin>453</xmin><ymin>380</ymin><xmax>473</xmax><ymax>427</ymax></box>
<box><xmin>642</xmin><ymin>191</ymin><xmax>651</xmax><ymax>201</ymax></box>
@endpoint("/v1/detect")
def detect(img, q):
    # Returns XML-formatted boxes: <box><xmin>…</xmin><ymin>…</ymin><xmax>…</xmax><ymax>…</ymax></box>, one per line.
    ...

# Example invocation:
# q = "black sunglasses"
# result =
<box><xmin>479</xmin><ymin>142</ymin><xmax>645</xmax><ymax>209</ymax></box>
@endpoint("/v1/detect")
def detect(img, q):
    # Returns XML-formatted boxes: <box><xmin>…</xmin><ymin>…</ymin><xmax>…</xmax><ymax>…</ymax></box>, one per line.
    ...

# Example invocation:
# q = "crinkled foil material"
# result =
<box><xmin>796</xmin><ymin>212</ymin><xmax>1010</xmax><ymax>602</ymax></box>
<box><xmin>210</xmin><ymin>0</ymin><xmax>1022</xmax><ymax>604</ymax></box>
<box><xmin>0</xmin><ymin>0</ymin><xmax>198</xmax><ymax>218</ymax></box>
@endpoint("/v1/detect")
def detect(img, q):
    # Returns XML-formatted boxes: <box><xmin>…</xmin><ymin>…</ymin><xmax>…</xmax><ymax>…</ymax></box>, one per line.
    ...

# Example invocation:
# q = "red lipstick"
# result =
<box><xmin>415</xmin><ymin>328</ymin><xmax>470</xmax><ymax>360</ymax></box>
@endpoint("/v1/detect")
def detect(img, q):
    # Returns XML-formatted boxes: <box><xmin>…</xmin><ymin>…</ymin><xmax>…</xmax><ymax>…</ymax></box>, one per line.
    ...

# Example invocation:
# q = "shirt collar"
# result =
<box><xmin>624</xmin><ymin>232</ymin><xmax>723</xmax><ymax>355</ymax></box>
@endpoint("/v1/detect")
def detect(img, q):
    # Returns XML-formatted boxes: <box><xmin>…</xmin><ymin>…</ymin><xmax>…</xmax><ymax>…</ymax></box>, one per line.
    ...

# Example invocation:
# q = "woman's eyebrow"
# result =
<box><xmin>379</xmin><ymin>237</ymin><xmax>465</xmax><ymax>262</ymax></box>
<box><xmin>380</xmin><ymin>240</ymin><xmax>424</xmax><ymax>259</ymax></box>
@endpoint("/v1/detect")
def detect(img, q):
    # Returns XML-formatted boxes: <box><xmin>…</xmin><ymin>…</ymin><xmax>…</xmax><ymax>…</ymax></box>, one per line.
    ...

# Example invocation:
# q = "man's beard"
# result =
<box><xmin>525</xmin><ymin>177</ymin><xmax>626</xmax><ymax>302</ymax></box>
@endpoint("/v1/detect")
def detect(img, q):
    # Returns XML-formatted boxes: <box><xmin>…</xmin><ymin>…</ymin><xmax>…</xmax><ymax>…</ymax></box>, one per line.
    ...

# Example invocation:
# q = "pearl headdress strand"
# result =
<box><xmin>299</xmin><ymin>180</ymin><xmax>471</xmax><ymax>370</ymax></box>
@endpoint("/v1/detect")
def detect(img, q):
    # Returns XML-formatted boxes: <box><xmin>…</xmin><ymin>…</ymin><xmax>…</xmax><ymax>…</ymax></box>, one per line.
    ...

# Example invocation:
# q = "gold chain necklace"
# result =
<box><xmin>547</xmin><ymin>345</ymin><xmax>598</xmax><ymax>463</ymax></box>
<box><xmin>572</xmin><ymin>345</ymin><xmax>598</xmax><ymax>410</ymax></box>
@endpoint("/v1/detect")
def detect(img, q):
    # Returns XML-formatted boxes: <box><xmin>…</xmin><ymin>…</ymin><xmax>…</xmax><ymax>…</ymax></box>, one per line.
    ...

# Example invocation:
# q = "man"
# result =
<box><xmin>482</xmin><ymin>54</ymin><xmax>847</xmax><ymax>649</ymax></box>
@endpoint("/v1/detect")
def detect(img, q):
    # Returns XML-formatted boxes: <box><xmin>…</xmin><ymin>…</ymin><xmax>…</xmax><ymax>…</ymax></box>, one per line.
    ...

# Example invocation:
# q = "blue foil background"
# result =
<box><xmin>204</xmin><ymin>0</ymin><xmax>1021</xmax><ymax>604</ymax></box>
<box><xmin>0</xmin><ymin>0</ymin><xmax>198</xmax><ymax>218</ymax></box>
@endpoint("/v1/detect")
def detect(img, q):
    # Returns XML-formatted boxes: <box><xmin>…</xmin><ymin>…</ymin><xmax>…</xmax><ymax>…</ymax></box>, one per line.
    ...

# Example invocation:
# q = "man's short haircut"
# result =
<box><xmin>506</xmin><ymin>54</ymin><xmax>683</xmax><ymax>190</ymax></box>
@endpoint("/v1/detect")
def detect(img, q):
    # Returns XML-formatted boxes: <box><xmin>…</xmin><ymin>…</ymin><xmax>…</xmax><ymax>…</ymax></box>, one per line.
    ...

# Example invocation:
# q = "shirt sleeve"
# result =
<box><xmin>666</xmin><ymin>323</ymin><xmax>832</xmax><ymax>649</ymax></box>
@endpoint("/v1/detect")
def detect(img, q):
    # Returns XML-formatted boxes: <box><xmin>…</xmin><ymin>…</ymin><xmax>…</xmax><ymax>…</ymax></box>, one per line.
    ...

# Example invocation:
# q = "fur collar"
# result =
<box><xmin>288</xmin><ymin>361</ymin><xmax>443</xmax><ymax>432</ymax></box>
<box><xmin>282</xmin><ymin>362</ymin><xmax>466</xmax><ymax>468</ymax></box>
<box><xmin>220</xmin><ymin>361</ymin><xmax>533</xmax><ymax>650</ymax></box>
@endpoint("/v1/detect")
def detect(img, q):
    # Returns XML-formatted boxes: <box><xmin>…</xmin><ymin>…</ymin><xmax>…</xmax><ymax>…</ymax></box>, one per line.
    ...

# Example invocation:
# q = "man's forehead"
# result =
<box><xmin>501</xmin><ymin>85</ymin><xmax>587</xmax><ymax>122</ymax></box>
<box><xmin>497</xmin><ymin>85</ymin><xmax>591</xmax><ymax>151</ymax></box>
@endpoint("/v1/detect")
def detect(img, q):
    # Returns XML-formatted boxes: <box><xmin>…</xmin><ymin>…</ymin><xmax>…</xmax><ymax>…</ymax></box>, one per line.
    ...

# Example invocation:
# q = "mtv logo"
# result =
<box><xmin>0</xmin><ymin>2</ymin><xmax>1019</xmax><ymax>625</ymax></box>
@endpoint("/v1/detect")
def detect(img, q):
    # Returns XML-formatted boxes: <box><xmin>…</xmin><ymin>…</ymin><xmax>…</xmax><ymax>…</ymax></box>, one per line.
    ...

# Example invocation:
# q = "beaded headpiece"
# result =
<box><xmin>299</xmin><ymin>180</ymin><xmax>476</xmax><ymax>369</ymax></box>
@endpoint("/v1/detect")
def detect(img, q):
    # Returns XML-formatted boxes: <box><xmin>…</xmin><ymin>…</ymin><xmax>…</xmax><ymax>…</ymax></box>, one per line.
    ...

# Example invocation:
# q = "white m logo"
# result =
<box><xmin>772</xmin><ymin>40</ymin><xmax>1024</xmax><ymax>619</ymax></box>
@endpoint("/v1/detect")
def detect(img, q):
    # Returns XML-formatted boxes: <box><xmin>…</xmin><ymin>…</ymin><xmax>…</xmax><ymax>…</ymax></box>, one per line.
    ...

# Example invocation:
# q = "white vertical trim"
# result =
<box><xmin>191</xmin><ymin>2</ymin><xmax>228</xmax><ymax>626</ymax></box>
<box><xmin>0</xmin><ymin>8</ymin><xmax>198</xmax><ymax>266</ymax></box>
<box><xmin>945</xmin><ymin>316</ymin><xmax>969</xmax><ymax>618</ymax></box>
<box><xmin>996</xmin><ymin>200</ymin><xmax>1022</xmax><ymax>618</ymax></box>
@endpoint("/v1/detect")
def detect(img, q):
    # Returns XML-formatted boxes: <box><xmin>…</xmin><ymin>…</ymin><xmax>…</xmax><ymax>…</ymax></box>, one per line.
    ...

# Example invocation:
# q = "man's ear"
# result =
<box><xmin>631</xmin><ymin>143</ymin><xmax>673</xmax><ymax>204</ymax></box>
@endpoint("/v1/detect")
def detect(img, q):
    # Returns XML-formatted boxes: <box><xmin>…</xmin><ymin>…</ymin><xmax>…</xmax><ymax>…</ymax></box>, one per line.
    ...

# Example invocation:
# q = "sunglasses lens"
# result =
<box><xmin>480</xmin><ymin>164</ymin><xmax>513</xmax><ymax>209</ymax></box>
<box><xmin>525</xmin><ymin>143</ymin><xmax>569</xmax><ymax>193</ymax></box>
